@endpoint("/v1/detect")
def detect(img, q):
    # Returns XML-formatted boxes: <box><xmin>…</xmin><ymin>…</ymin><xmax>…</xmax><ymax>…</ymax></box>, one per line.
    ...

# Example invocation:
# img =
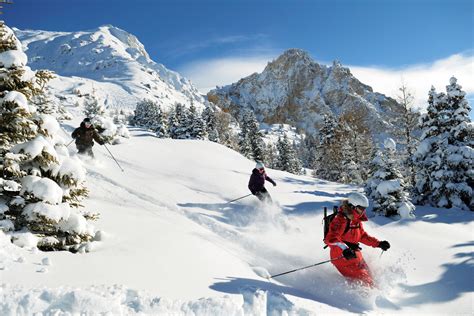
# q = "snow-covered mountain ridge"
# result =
<box><xmin>208</xmin><ymin>49</ymin><xmax>404</xmax><ymax>139</ymax></box>
<box><xmin>14</xmin><ymin>25</ymin><xmax>206</xmax><ymax>111</ymax></box>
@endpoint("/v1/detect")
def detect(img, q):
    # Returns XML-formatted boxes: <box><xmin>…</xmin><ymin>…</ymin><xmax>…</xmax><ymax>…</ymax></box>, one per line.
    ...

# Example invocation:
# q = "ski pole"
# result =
<box><xmin>103</xmin><ymin>144</ymin><xmax>124</xmax><ymax>172</ymax></box>
<box><xmin>225</xmin><ymin>194</ymin><xmax>252</xmax><ymax>205</ymax></box>
<box><xmin>66</xmin><ymin>139</ymin><xmax>74</xmax><ymax>147</ymax></box>
<box><xmin>268</xmin><ymin>256</ymin><xmax>344</xmax><ymax>279</ymax></box>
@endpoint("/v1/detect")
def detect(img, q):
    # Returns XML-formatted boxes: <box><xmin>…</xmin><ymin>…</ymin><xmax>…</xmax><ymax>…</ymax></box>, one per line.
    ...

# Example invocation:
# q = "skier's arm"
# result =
<box><xmin>248</xmin><ymin>175</ymin><xmax>257</xmax><ymax>194</ymax></box>
<box><xmin>324</xmin><ymin>215</ymin><xmax>349</xmax><ymax>250</ymax></box>
<box><xmin>265</xmin><ymin>175</ymin><xmax>276</xmax><ymax>186</ymax></box>
<box><xmin>359</xmin><ymin>223</ymin><xmax>380</xmax><ymax>247</ymax></box>
<box><xmin>71</xmin><ymin>128</ymin><xmax>79</xmax><ymax>139</ymax></box>
<box><xmin>93</xmin><ymin>130</ymin><xmax>105</xmax><ymax>145</ymax></box>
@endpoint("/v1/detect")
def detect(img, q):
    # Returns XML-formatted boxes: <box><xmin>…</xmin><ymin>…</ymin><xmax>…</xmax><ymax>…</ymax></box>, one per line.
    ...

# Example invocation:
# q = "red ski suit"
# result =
<box><xmin>324</xmin><ymin>207</ymin><xmax>380</xmax><ymax>287</ymax></box>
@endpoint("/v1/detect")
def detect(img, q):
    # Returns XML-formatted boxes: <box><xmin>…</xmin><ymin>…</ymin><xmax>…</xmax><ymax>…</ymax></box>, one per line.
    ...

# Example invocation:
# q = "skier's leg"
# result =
<box><xmin>257</xmin><ymin>188</ymin><xmax>272</xmax><ymax>203</ymax></box>
<box><xmin>86</xmin><ymin>146</ymin><xmax>94</xmax><ymax>158</ymax></box>
<box><xmin>333</xmin><ymin>251</ymin><xmax>374</xmax><ymax>287</ymax></box>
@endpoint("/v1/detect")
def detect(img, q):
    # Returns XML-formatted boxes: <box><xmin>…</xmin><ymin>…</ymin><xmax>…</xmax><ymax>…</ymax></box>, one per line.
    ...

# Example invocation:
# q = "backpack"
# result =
<box><xmin>323</xmin><ymin>206</ymin><xmax>350</xmax><ymax>249</ymax></box>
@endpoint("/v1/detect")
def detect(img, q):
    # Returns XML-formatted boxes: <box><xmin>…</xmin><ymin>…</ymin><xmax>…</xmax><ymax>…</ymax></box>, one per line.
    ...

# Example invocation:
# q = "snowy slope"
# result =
<box><xmin>14</xmin><ymin>26</ymin><xmax>207</xmax><ymax>111</ymax></box>
<box><xmin>1</xmin><ymin>110</ymin><xmax>473</xmax><ymax>314</ymax></box>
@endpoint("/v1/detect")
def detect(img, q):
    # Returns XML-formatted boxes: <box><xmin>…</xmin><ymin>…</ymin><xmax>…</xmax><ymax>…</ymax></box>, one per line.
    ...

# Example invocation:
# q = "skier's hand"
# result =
<box><xmin>378</xmin><ymin>240</ymin><xmax>390</xmax><ymax>251</ymax></box>
<box><xmin>342</xmin><ymin>248</ymin><xmax>357</xmax><ymax>260</ymax></box>
<box><xmin>250</xmin><ymin>190</ymin><xmax>256</xmax><ymax>195</ymax></box>
<box><xmin>273</xmin><ymin>182</ymin><xmax>277</xmax><ymax>187</ymax></box>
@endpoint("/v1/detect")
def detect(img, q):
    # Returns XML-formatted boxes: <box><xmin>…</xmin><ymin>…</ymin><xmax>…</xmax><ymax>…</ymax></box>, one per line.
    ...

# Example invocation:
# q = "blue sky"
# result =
<box><xmin>5</xmin><ymin>0</ymin><xmax>474</xmax><ymax>110</ymax></box>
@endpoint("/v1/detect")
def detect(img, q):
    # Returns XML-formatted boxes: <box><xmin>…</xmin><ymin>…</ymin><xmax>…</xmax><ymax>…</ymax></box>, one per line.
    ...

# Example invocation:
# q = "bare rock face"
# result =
<box><xmin>208</xmin><ymin>49</ymin><xmax>403</xmax><ymax>139</ymax></box>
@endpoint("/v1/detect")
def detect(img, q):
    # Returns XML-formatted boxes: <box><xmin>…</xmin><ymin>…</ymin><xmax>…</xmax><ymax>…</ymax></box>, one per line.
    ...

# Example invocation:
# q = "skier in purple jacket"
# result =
<box><xmin>248</xmin><ymin>162</ymin><xmax>276</xmax><ymax>202</ymax></box>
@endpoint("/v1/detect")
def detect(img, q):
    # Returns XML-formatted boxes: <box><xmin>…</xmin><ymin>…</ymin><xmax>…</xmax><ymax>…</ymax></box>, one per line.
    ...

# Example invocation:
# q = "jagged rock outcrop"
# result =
<box><xmin>208</xmin><ymin>49</ymin><xmax>403</xmax><ymax>139</ymax></box>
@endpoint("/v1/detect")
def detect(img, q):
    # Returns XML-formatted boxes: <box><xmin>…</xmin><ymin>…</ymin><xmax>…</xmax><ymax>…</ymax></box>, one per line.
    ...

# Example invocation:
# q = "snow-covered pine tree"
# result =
<box><xmin>413</xmin><ymin>86</ymin><xmax>440</xmax><ymax>205</ymax></box>
<box><xmin>188</xmin><ymin>104</ymin><xmax>207</xmax><ymax>139</ymax></box>
<box><xmin>168</xmin><ymin>103</ymin><xmax>188</xmax><ymax>139</ymax></box>
<box><xmin>154</xmin><ymin>107</ymin><xmax>168</xmax><ymax>138</ymax></box>
<box><xmin>365</xmin><ymin>138</ymin><xmax>415</xmax><ymax>217</ymax></box>
<box><xmin>443</xmin><ymin>77</ymin><xmax>473</xmax><ymax>211</ymax></box>
<box><xmin>239</xmin><ymin>110</ymin><xmax>265</xmax><ymax>161</ymax></box>
<box><xmin>0</xmin><ymin>22</ymin><xmax>95</xmax><ymax>251</ymax></box>
<box><xmin>83</xmin><ymin>92</ymin><xmax>105</xmax><ymax>119</ymax></box>
<box><xmin>202</xmin><ymin>106</ymin><xmax>219</xmax><ymax>142</ymax></box>
<box><xmin>414</xmin><ymin>79</ymin><xmax>473</xmax><ymax>211</ymax></box>
<box><xmin>313</xmin><ymin>114</ymin><xmax>341</xmax><ymax>181</ymax></box>
<box><xmin>276</xmin><ymin>135</ymin><xmax>302</xmax><ymax>174</ymax></box>
<box><xmin>132</xmin><ymin>99</ymin><xmax>153</xmax><ymax>128</ymax></box>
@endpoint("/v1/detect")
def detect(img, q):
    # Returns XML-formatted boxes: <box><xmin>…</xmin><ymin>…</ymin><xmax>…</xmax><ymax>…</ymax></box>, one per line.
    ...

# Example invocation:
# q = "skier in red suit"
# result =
<box><xmin>324</xmin><ymin>192</ymin><xmax>390</xmax><ymax>287</ymax></box>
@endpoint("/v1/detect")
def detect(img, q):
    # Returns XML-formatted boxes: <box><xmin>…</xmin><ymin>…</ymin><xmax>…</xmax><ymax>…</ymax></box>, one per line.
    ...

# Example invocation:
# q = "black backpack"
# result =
<box><xmin>323</xmin><ymin>206</ymin><xmax>350</xmax><ymax>249</ymax></box>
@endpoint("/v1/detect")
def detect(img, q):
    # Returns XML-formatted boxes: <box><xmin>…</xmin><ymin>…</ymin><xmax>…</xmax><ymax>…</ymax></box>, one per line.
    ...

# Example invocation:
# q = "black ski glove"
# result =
<box><xmin>378</xmin><ymin>240</ymin><xmax>390</xmax><ymax>251</ymax></box>
<box><xmin>273</xmin><ymin>182</ymin><xmax>277</xmax><ymax>187</ymax></box>
<box><xmin>342</xmin><ymin>248</ymin><xmax>357</xmax><ymax>260</ymax></box>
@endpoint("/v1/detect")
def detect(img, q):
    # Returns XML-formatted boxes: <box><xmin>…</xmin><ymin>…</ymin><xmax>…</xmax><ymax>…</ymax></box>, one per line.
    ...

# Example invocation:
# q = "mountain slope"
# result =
<box><xmin>1</xmin><ymin>105</ymin><xmax>472</xmax><ymax>314</ymax></box>
<box><xmin>14</xmin><ymin>25</ymin><xmax>206</xmax><ymax>111</ymax></box>
<box><xmin>208</xmin><ymin>49</ymin><xmax>404</xmax><ymax>138</ymax></box>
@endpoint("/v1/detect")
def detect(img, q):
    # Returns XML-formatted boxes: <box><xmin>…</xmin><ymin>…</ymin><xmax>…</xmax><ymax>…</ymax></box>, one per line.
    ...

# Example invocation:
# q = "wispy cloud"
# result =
<box><xmin>181</xmin><ymin>51</ymin><xmax>474</xmax><ymax>112</ymax></box>
<box><xmin>349</xmin><ymin>52</ymin><xmax>474</xmax><ymax>109</ymax></box>
<box><xmin>179</xmin><ymin>54</ymin><xmax>278</xmax><ymax>93</ymax></box>
<box><xmin>164</xmin><ymin>33</ymin><xmax>269</xmax><ymax>59</ymax></box>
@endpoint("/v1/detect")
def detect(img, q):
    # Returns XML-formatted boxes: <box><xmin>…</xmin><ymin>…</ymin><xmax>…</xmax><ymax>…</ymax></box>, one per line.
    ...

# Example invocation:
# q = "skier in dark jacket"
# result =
<box><xmin>248</xmin><ymin>162</ymin><xmax>276</xmax><ymax>202</ymax></box>
<box><xmin>71</xmin><ymin>118</ymin><xmax>104</xmax><ymax>157</ymax></box>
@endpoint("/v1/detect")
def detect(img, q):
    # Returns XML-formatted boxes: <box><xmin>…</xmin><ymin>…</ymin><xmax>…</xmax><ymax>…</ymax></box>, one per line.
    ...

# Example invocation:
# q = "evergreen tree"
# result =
<box><xmin>239</xmin><ymin>110</ymin><xmax>265</xmax><ymax>161</ymax></box>
<box><xmin>366</xmin><ymin>138</ymin><xmax>415</xmax><ymax>217</ymax></box>
<box><xmin>0</xmin><ymin>22</ymin><xmax>95</xmax><ymax>251</ymax></box>
<box><xmin>168</xmin><ymin>103</ymin><xmax>188</xmax><ymax>139</ymax></box>
<box><xmin>83</xmin><ymin>92</ymin><xmax>105</xmax><ymax>119</ymax></box>
<box><xmin>276</xmin><ymin>135</ymin><xmax>302</xmax><ymax>174</ymax></box>
<box><xmin>202</xmin><ymin>106</ymin><xmax>219</xmax><ymax>142</ymax></box>
<box><xmin>313</xmin><ymin>114</ymin><xmax>341</xmax><ymax>181</ymax></box>
<box><xmin>188</xmin><ymin>105</ymin><xmax>207</xmax><ymax>139</ymax></box>
<box><xmin>414</xmin><ymin>78</ymin><xmax>473</xmax><ymax>210</ymax></box>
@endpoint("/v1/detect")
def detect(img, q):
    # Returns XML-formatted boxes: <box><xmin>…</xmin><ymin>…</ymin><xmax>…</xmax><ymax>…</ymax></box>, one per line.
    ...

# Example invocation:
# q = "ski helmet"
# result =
<box><xmin>348</xmin><ymin>192</ymin><xmax>369</xmax><ymax>208</ymax></box>
<box><xmin>255</xmin><ymin>161</ymin><xmax>265</xmax><ymax>169</ymax></box>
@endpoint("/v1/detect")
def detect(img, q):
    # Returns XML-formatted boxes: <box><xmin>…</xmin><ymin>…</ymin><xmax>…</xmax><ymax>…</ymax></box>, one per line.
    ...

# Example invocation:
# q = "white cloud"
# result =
<box><xmin>180</xmin><ymin>52</ymin><xmax>474</xmax><ymax>112</ymax></box>
<box><xmin>178</xmin><ymin>55</ymin><xmax>276</xmax><ymax>93</ymax></box>
<box><xmin>349</xmin><ymin>53</ymin><xmax>474</xmax><ymax>110</ymax></box>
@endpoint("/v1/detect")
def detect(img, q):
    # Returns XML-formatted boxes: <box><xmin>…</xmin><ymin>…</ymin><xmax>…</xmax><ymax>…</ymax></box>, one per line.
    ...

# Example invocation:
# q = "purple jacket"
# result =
<box><xmin>248</xmin><ymin>168</ymin><xmax>276</xmax><ymax>193</ymax></box>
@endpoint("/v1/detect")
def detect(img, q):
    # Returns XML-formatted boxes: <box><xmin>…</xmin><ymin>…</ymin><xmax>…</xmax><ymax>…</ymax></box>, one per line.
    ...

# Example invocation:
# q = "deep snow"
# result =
<box><xmin>1</xmin><ymin>118</ymin><xmax>473</xmax><ymax>315</ymax></box>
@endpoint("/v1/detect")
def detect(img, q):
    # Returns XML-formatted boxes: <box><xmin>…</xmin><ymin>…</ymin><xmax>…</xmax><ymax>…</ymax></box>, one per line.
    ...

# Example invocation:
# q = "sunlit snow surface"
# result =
<box><xmin>1</xmin><ymin>114</ymin><xmax>473</xmax><ymax>315</ymax></box>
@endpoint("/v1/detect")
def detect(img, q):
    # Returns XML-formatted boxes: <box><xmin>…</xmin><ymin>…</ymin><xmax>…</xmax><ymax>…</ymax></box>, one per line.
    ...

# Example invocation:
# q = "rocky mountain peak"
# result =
<box><xmin>208</xmin><ymin>49</ymin><xmax>403</xmax><ymax>140</ymax></box>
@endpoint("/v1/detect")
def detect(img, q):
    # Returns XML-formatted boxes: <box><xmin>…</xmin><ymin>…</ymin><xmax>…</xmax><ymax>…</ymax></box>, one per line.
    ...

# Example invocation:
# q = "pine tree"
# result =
<box><xmin>414</xmin><ymin>78</ymin><xmax>473</xmax><ymax>211</ymax></box>
<box><xmin>0</xmin><ymin>22</ymin><xmax>95</xmax><ymax>251</ymax></box>
<box><xmin>202</xmin><ymin>106</ymin><xmax>219</xmax><ymax>142</ymax></box>
<box><xmin>313</xmin><ymin>114</ymin><xmax>341</xmax><ymax>181</ymax></box>
<box><xmin>366</xmin><ymin>138</ymin><xmax>415</xmax><ymax>217</ymax></box>
<box><xmin>239</xmin><ymin>110</ymin><xmax>265</xmax><ymax>161</ymax></box>
<box><xmin>83</xmin><ymin>92</ymin><xmax>105</xmax><ymax>119</ymax></box>
<box><xmin>188</xmin><ymin>105</ymin><xmax>207</xmax><ymax>139</ymax></box>
<box><xmin>168</xmin><ymin>103</ymin><xmax>188</xmax><ymax>139</ymax></box>
<box><xmin>276</xmin><ymin>135</ymin><xmax>302</xmax><ymax>174</ymax></box>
